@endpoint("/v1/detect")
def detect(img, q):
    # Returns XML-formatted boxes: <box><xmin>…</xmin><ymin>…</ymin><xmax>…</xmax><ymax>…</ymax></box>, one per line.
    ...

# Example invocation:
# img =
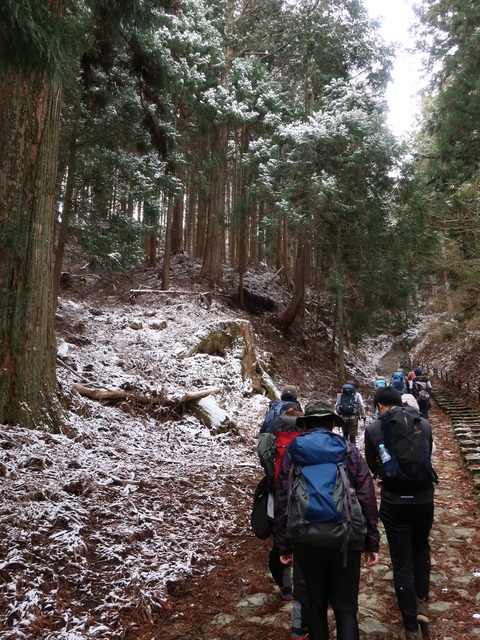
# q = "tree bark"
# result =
<box><xmin>162</xmin><ymin>197</ymin><xmax>173</xmax><ymax>290</ymax></box>
<box><xmin>200</xmin><ymin>123</ymin><xmax>227</xmax><ymax>284</ymax></box>
<box><xmin>170</xmin><ymin>180</ymin><xmax>184</xmax><ymax>255</ymax></box>
<box><xmin>53</xmin><ymin>93</ymin><xmax>81</xmax><ymax>312</ymax></box>
<box><xmin>0</xmin><ymin>66</ymin><xmax>63</xmax><ymax>428</ymax></box>
<box><xmin>277</xmin><ymin>238</ymin><xmax>306</xmax><ymax>330</ymax></box>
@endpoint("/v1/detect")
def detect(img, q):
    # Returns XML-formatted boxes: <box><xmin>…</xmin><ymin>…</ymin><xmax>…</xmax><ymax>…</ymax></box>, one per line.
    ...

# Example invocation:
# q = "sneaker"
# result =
<box><xmin>291</xmin><ymin>632</ymin><xmax>309</xmax><ymax>639</ymax></box>
<box><xmin>281</xmin><ymin>589</ymin><xmax>292</xmax><ymax>601</ymax></box>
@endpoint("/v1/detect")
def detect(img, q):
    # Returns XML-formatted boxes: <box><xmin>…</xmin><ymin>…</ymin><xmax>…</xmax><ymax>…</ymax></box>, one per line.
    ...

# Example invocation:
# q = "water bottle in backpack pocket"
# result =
<box><xmin>378</xmin><ymin>407</ymin><xmax>438</xmax><ymax>490</ymax></box>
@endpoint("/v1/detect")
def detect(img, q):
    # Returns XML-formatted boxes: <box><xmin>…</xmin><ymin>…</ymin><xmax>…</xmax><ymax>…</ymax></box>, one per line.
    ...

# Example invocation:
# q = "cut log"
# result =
<box><xmin>72</xmin><ymin>383</ymin><xmax>220</xmax><ymax>407</ymax></box>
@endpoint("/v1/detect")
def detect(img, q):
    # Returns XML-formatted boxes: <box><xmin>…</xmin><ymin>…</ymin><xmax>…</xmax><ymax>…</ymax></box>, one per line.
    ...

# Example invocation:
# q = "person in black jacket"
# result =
<box><xmin>409</xmin><ymin>367</ymin><xmax>432</xmax><ymax>420</ymax></box>
<box><xmin>365</xmin><ymin>387</ymin><xmax>435</xmax><ymax>640</ymax></box>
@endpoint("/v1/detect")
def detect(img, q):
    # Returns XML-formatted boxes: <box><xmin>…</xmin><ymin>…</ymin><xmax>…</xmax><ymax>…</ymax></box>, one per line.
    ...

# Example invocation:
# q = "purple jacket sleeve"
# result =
<box><xmin>273</xmin><ymin>450</ymin><xmax>294</xmax><ymax>555</ymax></box>
<box><xmin>346</xmin><ymin>443</ymin><xmax>380</xmax><ymax>552</ymax></box>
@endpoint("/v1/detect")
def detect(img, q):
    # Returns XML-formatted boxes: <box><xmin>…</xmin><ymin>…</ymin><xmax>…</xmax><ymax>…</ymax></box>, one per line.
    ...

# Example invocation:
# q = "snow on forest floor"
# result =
<box><xmin>3</xmin><ymin>257</ymin><xmax>479</xmax><ymax>639</ymax></box>
<box><xmin>0</xmin><ymin>263</ymin><xmax>276</xmax><ymax>638</ymax></box>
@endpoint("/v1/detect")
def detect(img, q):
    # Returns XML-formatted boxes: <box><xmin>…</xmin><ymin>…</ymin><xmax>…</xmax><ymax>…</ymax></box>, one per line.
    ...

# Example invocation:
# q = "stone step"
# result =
<box><xmin>433</xmin><ymin>382</ymin><xmax>480</xmax><ymax>492</ymax></box>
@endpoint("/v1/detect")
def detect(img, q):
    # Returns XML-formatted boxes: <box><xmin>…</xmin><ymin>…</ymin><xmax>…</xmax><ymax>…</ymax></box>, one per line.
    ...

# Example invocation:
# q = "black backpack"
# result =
<box><xmin>250</xmin><ymin>476</ymin><xmax>273</xmax><ymax>539</ymax></box>
<box><xmin>378</xmin><ymin>407</ymin><xmax>437</xmax><ymax>491</ymax></box>
<box><xmin>338</xmin><ymin>384</ymin><xmax>356</xmax><ymax>416</ymax></box>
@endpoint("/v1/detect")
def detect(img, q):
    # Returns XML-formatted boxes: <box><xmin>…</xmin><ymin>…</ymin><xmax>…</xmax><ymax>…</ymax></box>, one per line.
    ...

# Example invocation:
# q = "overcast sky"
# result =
<box><xmin>363</xmin><ymin>0</ymin><xmax>425</xmax><ymax>138</ymax></box>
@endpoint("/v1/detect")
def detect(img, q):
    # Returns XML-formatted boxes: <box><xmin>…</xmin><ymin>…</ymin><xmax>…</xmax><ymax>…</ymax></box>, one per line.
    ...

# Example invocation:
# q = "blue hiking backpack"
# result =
<box><xmin>261</xmin><ymin>399</ymin><xmax>300</xmax><ymax>434</ymax></box>
<box><xmin>391</xmin><ymin>371</ymin><xmax>405</xmax><ymax>393</ymax></box>
<box><xmin>338</xmin><ymin>384</ymin><xmax>356</xmax><ymax>416</ymax></box>
<box><xmin>286</xmin><ymin>431</ymin><xmax>367</xmax><ymax>565</ymax></box>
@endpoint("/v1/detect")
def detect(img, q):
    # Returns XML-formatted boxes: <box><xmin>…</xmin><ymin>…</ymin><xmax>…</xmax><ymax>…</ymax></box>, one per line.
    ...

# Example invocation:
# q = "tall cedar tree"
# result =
<box><xmin>0</xmin><ymin>0</ymin><xmax>66</xmax><ymax>427</ymax></box>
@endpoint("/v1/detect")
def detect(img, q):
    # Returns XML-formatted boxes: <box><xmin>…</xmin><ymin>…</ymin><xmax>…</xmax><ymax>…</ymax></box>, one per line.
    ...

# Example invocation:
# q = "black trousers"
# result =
<box><xmin>294</xmin><ymin>543</ymin><xmax>361</xmax><ymax>640</ymax></box>
<box><xmin>269</xmin><ymin>541</ymin><xmax>309</xmax><ymax>633</ymax></box>
<box><xmin>379</xmin><ymin>500</ymin><xmax>434</xmax><ymax>631</ymax></box>
<box><xmin>269</xmin><ymin>540</ymin><xmax>291</xmax><ymax>592</ymax></box>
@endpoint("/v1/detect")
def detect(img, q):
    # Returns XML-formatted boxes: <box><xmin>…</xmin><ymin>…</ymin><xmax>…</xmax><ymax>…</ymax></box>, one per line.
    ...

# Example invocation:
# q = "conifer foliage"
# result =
<box><xmin>1</xmin><ymin>0</ymin><xmax>426</xmax><ymax>426</ymax></box>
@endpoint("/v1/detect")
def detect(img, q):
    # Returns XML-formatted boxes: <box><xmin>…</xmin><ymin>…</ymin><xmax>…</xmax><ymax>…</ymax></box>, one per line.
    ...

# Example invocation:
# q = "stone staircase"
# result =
<box><xmin>433</xmin><ymin>384</ymin><xmax>480</xmax><ymax>490</ymax></box>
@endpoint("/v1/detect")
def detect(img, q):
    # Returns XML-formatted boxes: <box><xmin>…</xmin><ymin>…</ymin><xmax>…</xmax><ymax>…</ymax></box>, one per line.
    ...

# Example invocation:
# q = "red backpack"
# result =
<box><xmin>272</xmin><ymin>414</ymin><xmax>305</xmax><ymax>482</ymax></box>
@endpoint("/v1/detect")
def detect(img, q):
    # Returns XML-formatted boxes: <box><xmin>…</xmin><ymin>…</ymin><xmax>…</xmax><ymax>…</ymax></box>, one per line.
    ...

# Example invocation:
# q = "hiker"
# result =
<box><xmin>374</xmin><ymin>375</ymin><xmax>387</xmax><ymax>418</ymax></box>
<box><xmin>365</xmin><ymin>386</ymin><xmax>436</xmax><ymax>640</ymax></box>
<box><xmin>256</xmin><ymin>386</ymin><xmax>307</xmax><ymax>638</ymax></box>
<box><xmin>391</xmin><ymin>369</ymin><xmax>407</xmax><ymax>394</ymax></box>
<box><xmin>274</xmin><ymin>401</ymin><xmax>380</xmax><ymax>640</ymax></box>
<box><xmin>401</xmin><ymin>393</ymin><xmax>420</xmax><ymax>412</ymax></box>
<box><xmin>335</xmin><ymin>380</ymin><xmax>366</xmax><ymax>444</ymax></box>
<box><xmin>409</xmin><ymin>367</ymin><xmax>432</xmax><ymax>420</ymax></box>
<box><xmin>259</xmin><ymin>385</ymin><xmax>303</xmax><ymax>434</ymax></box>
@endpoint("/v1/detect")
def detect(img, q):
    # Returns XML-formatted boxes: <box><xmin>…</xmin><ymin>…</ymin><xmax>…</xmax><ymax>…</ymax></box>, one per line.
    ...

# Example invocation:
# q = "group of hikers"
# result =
<box><xmin>253</xmin><ymin>367</ymin><xmax>436</xmax><ymax>640</ymax></box>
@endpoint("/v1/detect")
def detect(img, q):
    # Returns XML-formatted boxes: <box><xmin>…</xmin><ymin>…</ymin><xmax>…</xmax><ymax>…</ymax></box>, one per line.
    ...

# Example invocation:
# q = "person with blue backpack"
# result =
<box><xmin>374</xmin><ymin>376</ymin><xmax>387</xmax><ymax>419</ymax></box>
<box><xmin>335</xmin><ymin>380</ymin><xmax>366</xmax><ymax>444</ymax></box>
<box><xmin>391</xmin><ymin>369</ymin><xmax>407</xmax><ymax>394</ymax></box>
<box><xmin>256</xmin><ymin>385</ymin><xmax>307</xmax><ymax>638</ymax></box>
<box><xmin>274</xmin><ymin>401</ymin><xmax>380</xmax><ymax>640</ymax></box>
<box><xmin>365</xmin><ymin>386</ymin><xmax>436</xmax><ymax>640</ymax></box>
<box><xmin>259</xmin><ymin>385</ymin><xmax>303</xmax><ymax>434</ymax></box>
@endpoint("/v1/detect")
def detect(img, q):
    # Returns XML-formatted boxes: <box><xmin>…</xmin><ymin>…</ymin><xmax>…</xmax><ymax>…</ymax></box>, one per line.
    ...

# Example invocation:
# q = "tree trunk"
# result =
<box><xmin>337</xmin><ymin>285</ymin><xmax>345</xmax><ymax>386</ymax></box>
<box><xmin>52</xmin><ymin>94</ymin><xmax>81</xmax><ymax>312</ymax></box>
<box><xmin>195</xmin><ymin>184</ymin><xmax>208</xmax><ymax>259</ymax></box>
<box><xmin>0</xmin><ymin>68</ymin><xmax>63</xmax><ymax>428</ymax></box>
<box><xmin>149</xmin><ymin>232</ymin><xmax>157</xmax><ymax>266</ymax></box>
<box><xmin>237</xmin><ymin>124</ymin><xmax>249</xmax><ymax>307</ymax></box>
<box><xmin>162</xmin><ymin>197</ymin><xmax>173</xmax><ymax>290</ymax></box>
<box><xmin>184</xmin><ymin>172</ymin><xmax>196</xmax><ymax>255</ymax></box>
<box><xmin>200</xmin><ymin>123</ymin><xmax>227</xmax><ymax>284</ymax></box>
<box><xmin>277</xmin><ymin>238</ymin><xmax>306</xmax><ymax>330</ymax></box>
<box><xmin>170</xmin><ymin>181</ymin><xmax>184</xmax><ymax>255</ymax></box>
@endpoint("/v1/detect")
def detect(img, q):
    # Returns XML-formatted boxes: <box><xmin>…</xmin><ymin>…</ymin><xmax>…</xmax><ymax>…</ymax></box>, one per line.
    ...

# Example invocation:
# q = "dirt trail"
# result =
<box><xmin>161</xmin><ymin>400</ymin><xmax>480</xmax><ymax>640</ymax></box>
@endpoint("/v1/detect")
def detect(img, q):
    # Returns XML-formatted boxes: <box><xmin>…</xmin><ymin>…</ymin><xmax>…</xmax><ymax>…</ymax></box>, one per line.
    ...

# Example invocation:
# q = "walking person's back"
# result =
<box><xmin>365</xmin><ymin>386</ymin><xmax>437</xmax><ymax>639</ymax></box>
<box><xmin>275</xmin><ymin>401</ymin><xmax>380</xmax><ymax>639</ymax></box>
<box><xmin>255</xmin><ymin>385</ymin><xmax>308</xmax><ymax>639</ymax></box>
<box><xmin>335</xmin><ymin>380</ymin><xmax>366</xmax><ymax>445</ymax></box>
<box><xmin>409</xmin><ymin>367</ymin><xmax>432</xmax><ymax>420</ymax></box>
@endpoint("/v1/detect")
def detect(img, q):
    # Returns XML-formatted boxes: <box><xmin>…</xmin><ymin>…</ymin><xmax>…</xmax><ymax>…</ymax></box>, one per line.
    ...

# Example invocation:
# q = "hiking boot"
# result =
<box><xmin>416</xmin><ymin>596</ymin><xmax>431</xmax><ymax>638</ymax></box>
<box><xmin>398</xmin><ymin>625</ymin><xmax>420</xmax><ymax>640</ymax></box>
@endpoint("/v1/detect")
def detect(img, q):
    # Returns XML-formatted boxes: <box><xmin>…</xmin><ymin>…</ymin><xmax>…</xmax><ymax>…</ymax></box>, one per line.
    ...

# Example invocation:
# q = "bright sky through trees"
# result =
<box><xmin>363</xmin><ymin>0</ymin><xmax>424</xmax><ymax>138</ymax></box>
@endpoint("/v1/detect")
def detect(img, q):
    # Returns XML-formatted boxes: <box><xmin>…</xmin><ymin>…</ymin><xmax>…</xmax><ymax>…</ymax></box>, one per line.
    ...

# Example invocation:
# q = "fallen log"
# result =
<box><xmin>129</xmin><ymin>289</ymin><xmax>212</xmax><ymax>296</ymax></box>
<box><xmin>72</xmin><ymin>383</ymin><xmax>220</xmax><ymax>407</ymax></box>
